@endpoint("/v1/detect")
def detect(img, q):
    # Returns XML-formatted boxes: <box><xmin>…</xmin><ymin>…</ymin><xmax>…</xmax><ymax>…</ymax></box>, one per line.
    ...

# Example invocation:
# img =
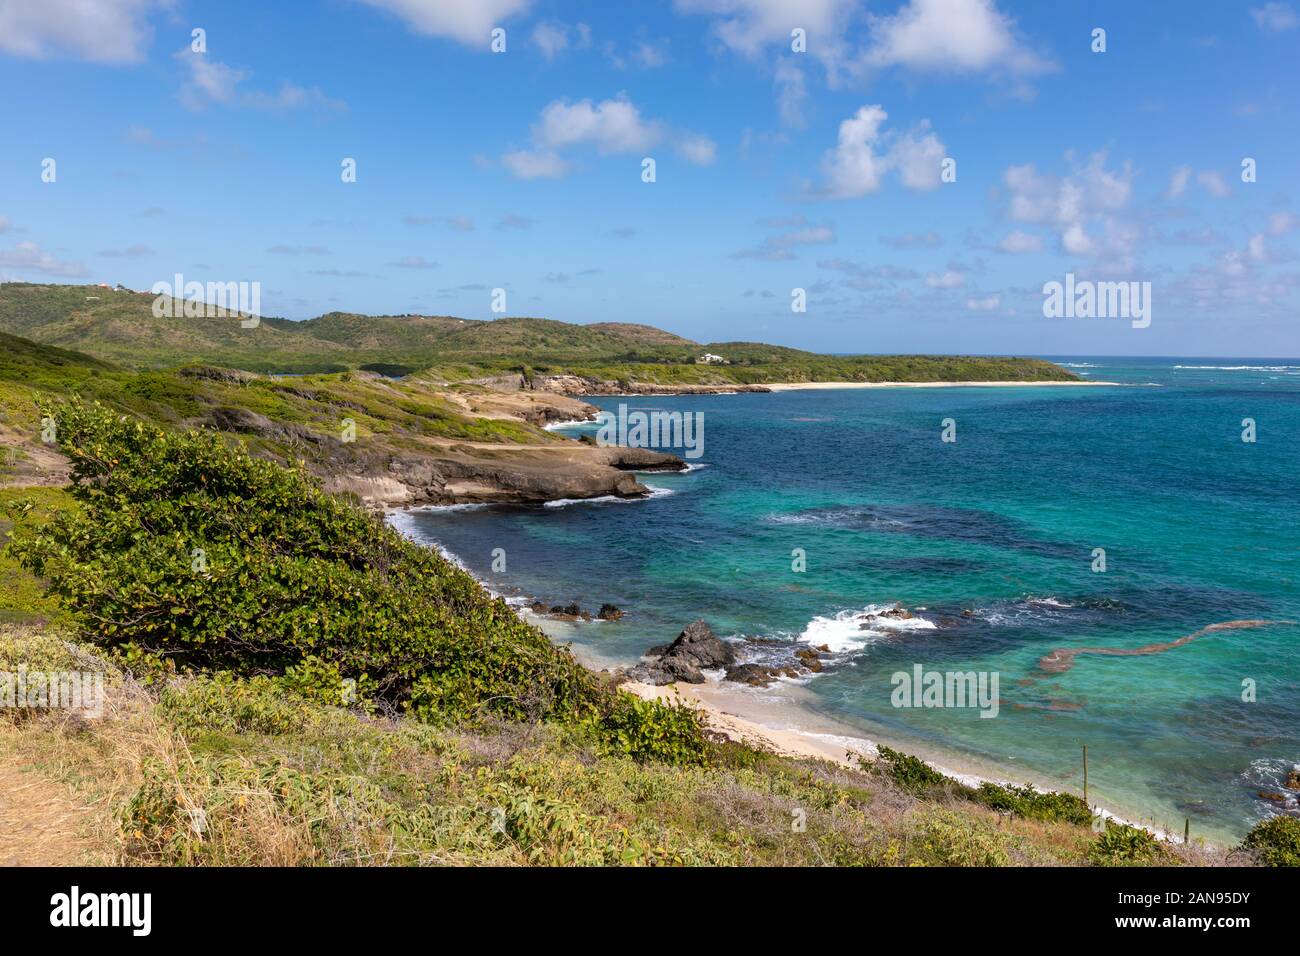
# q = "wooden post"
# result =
<box><xmin>1185</xmin><ymin>818</ymin><xmax>1190</xmax><ymax>844</ymax></box>
<box><xmin>1083</xmin><ymin>744</ymin><xmax>1089</xmax><ymax>807</ymax></box>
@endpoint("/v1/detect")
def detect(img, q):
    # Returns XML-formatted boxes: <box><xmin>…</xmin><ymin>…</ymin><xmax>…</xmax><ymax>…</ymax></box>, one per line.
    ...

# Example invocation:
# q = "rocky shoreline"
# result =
<box><xmin>622</xmin><ymin>619</ymin><xmax>833</xmax><ymax>687</ymax></box>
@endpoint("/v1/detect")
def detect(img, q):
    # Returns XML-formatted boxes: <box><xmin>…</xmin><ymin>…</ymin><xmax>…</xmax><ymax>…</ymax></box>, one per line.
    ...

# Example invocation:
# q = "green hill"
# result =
<box><xmin>0</xmin><ymin>282</ymin><xmax>1079</xmax><ymax>384</ymax></box>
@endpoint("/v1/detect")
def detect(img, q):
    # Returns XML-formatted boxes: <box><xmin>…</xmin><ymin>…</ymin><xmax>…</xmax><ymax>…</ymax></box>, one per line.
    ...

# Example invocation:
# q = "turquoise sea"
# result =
<box><xmin>396</xmin><ymin>358</ymin><xmax>1300</xmax><ymax>842</ymax></box>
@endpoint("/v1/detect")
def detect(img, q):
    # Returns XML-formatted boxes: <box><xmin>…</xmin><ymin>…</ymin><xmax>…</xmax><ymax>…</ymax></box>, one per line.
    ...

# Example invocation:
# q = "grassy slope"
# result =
<box><xmin>3</xmin><ymin>624</ymin><xmax>1233</xmax><ymax>867</ymax></box>
<box><xmin>0</xmin><ymin>331</ymin><xmax>553</xmax><ymax>459</ymax></box>
<box><xmin>1</xmin><ymin>282</ymin><xmax>1078</xmax><ymax>383</ymax></box>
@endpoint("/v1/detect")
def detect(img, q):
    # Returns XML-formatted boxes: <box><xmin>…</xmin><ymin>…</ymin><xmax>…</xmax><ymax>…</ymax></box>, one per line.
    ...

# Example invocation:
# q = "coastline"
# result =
<box><xmin>765</xmin><ymin>380</ymin><xmax>1125</xmax><ymax>390</ymax></box>
<box><xmin>388</xmin><ymin>504</ymin><xmax>1205</xmax><ymax>846</ymax></box>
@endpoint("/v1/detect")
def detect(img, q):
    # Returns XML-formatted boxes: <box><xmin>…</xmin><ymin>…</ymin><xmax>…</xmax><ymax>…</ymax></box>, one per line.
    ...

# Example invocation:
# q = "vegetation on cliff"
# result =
<box><xmin>0</xmin><ymin>282</ymin><xmax>1077</xmax><ymax>383</ymax></box>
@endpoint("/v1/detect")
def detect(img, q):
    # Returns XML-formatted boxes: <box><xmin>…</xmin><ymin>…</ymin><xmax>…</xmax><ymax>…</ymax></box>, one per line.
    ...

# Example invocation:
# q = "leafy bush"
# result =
<box><xmin>1088</xmin><ymin>820</ymin><xmax>1165</xmax><ymax>865</ymax></box>
<box><xmin>1242</xmin><ymin>815</ymin><xmax>1300</xmax><ymax>867</ymax></box>
<box><xmin>870</xmin><ymin>746</ymin><xmax>973</xmax><ymax>797</ymax></box>
<box><xmin>594</xmin><ymin>693</ymin><xmax>708</xmax><ymax>766</ymax></box>
<box><xmin>158</xmin><ymin>674</ymin><xmax>313</xmax><ymax>737</ymax></box>
<box><xmin>912</xmin><ymin>811</ymin><xmax>1012</xmax><ymax>866</ymax></box>
<box><xmin>9</xmin><ymin>399</ymin><xmax>599</xmax><ymax>725</ymax></box>
<box><xmin>975</xmin><ymin>782</ymin><xmax>1092</xmax><ymax>825</ymax></box>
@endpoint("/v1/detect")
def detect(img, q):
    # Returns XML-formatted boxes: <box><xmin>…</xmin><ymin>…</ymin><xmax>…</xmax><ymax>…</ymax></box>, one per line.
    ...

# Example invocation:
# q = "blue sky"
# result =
<box><xmin>1</xmin><ymin>0</ymin><xmax>1297</xmax><ymax>356</ymax></box>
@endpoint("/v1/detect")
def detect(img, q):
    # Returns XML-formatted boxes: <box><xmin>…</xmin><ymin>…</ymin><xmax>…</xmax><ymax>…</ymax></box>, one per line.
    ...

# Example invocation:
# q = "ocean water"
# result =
<box><xmin>395</xmin><ymin>358</ymin><xmax>1300</xmax><ymax>842</ymax></box>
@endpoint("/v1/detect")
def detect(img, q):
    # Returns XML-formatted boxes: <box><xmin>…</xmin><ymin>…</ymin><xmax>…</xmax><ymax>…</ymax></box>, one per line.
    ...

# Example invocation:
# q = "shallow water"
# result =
<box><xmin>396</xmin><ymin>358</ymin><xmax>1300</xmax><ymax>842</ymax></box>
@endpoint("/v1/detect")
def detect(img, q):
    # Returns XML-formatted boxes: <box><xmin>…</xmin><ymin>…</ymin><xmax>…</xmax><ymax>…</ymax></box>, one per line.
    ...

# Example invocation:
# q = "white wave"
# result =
<box><xmin>1174</xmin><ymin>364</ymin><xmax>1300</xmax><ymax>371</ymax></box>
<box><xmin>797</xmin><ymin>604</ymin><xmax>936</xmax><ymax>653</ymax></box>
<box><xmin>542</xmin><ymin>486</ymin><xmax>674</xmax><ymax>509</ymax></box>
<box><xmin>1059</xmin><ymin>362</ymin><xmax>1100</xmax><ymax>368</ymax></box>
<box><xmin>543</xmin><ymin>418</ymin><xmax>596</xmax><ymax>430</ymax></box>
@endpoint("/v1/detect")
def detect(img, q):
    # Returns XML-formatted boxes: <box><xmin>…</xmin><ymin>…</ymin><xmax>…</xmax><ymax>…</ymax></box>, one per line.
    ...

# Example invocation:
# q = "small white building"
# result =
<box><xmin>696</xmin><ymin>352</ymin><xmax>729</xmax><ymax>365</ymax></box>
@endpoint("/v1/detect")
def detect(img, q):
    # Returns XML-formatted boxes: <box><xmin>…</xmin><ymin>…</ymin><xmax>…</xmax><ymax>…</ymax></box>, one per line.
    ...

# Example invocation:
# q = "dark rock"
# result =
<box><xmin>1259</xmin><ymin>791</ymin><xmax>1289</xmax><ymax>802</ymax></box>
<box><xmin>1286</xmin><ymin>770</ymin><xmax>1300</xmax><ymax>790</ymax></box>
<box><xmin>626</xmin><ymin>656</ymin><xmax>705</xmax><ymax>685</ymax></box>
<box><xmin>597</xmin><ymin>603</ymin><xmax>624</xmax><ymax>621</ymax></box>
<box><xmin>549</xmin><ymin>602</ymin><xmax>582</xmax><ymax>617</ymax></box>
<box><xmin>793</xmin><ymin>647</ymin><xmax>824</xmax><ymax>672</ymax></box>
<box><xmin>725</xmin><ymin>663</ymin><xmax>780</xmax><ymax>687</ymax></box>
<box><xmin>529</xmin><ymin>601</ymin><xmax>548</xmax><ymax>614</ymax></box>
<box><xmin>654</xmin><ymin>619</ymin><xmax>735</xmax><ymax>668</ymax></box>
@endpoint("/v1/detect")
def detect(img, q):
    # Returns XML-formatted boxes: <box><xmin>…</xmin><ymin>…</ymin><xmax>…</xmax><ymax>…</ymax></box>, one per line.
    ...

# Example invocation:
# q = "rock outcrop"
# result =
<box><xmin>627</xmin><ymin>620</ymin><xmax>735</xmax><ymax>685</ymax></box>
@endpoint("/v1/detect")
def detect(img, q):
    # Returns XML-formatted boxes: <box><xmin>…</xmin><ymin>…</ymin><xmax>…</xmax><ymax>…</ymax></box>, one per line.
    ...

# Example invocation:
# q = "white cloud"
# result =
<box><xmin>997</xmin><ymin>230</ymin><xmax>1043</xmax><ymax>253</ymax></box>
<box><xmin>244</xmin><ymin>82</ymin><xmax>347</xmax><ymax>112</ymax></box>
<box><xmin>676</xmin><ymin>134</ymin><xmax>718</xmax><ymax>165</ymax></box>
<box><xmin>175</xmin><ymin>51</ymin><xmax>344</xmax><ymax>112</ymax></box>
<box><xmin>1061</xmin><ymin>222</ymin><xmax>1093</xmax><ymax>255</ymax></box>
<box><xmin>531</xmin><ymin>21</ymin><xmax>591</xmax><ymax>60</ymax></box>
<box><xmin>674</xmin><ymin>0</ymin><xmax>856</xmax><ymax>59</ymax></box>
<box><xmin>1248</xmin><ymin>234</ymin><xmax>1267</xmax><ymax>261</ymax></box>
<box><xmin>1166</xmin><ymin>165</ymin><xmax>1192</xmax><ymax>199</ymax></box>
<box><xmin>631</xmin><ymin>39</ymin><xmax>670</xmax><ymax>67</ymax></box>
<box><xmin>535</xmin><ymin>96</ymin><xmax>661</xmax><ymax>153</ymax></box>
<box><xmin>735</xmin><ymin>223</ymin><xmax>836</xmax><ymax>260</ymax></box>
<box><xmin>863</xmin><ymin>0</ymin><xmax>1054</xmax><ymax>77</ymax></box>
<box><xmin>925</xmin><ymin>269</ymin><xmax>965</xmax><ymax>288</ymax></box>
<box><xmin>0</xmin><ymin>216</ymin><xmax>11</xmax><ymax>233</ymax></box>
<box><xmin>1251</xmin><ymin>3</ymin><xmax>1298</xmax><ymax>32</ymax></box>
<box><xmin>965</xmin><ymin>294</ymin><xmax>1000</xmax><ymax>310</ymax></box>
<box><xmin>0</xmin><ymin>241</ymin><xmax>89</xmax><ymax>277</ymax></box>
<box><xmin>1002</xmin><ymin>152</ymin><xmax>1137</xmax><ymax>263</ymax></box>
<box><xmin>1269</xmin><ymin>210</ymin><xmax>1299</xmax><ymax>235</ymax></box>
<box><xmin>503</xmin><ymin>95</ymin><xmax>712</xmax><ymax>178</ymax></box>
<box><xmin>889</xmin><ymin>119</ymin><xmax>946</xmax><ymax>190</ymax></box>
<box><xmin>816</xmin><ymin>104</ymin><xmax>947</xmax><ymax>198</ymax></box>
<box><xmin>501</xmin><ymin>149</ymin><xmax>570</xmax><ymax>179</ymax></box>
<box><xmin>356</xmin><ymin>0</ymin><xmax>532</xmax><ymax>46</ymax></box>
<box><xmin>774</xmin><ymin>59</ymin><xmax>808</xmax><ymax>128</ymax></box>
<box><xmin>1196</xmin><ymin>170</ymin><xmax>1232</xmax><ymax>198</ymax></box>
<box><xmin>0</xmin><ymin>0</ymin><xmax>162</xmax><ymax>63</ymax></box>
<box><xmin>820</xmin><ymin>105</ymin><xmax>889</xmax><ymax>198</ymax></box>
<box><xmin>181</xmin><ymin>54</ymin><xmax>246</xmax><ymax>104</ymax></box>
<box><xmin>1166</xmin><ymin>164</ymin><xmax>1233</xmax><ymax>200</ymax></box>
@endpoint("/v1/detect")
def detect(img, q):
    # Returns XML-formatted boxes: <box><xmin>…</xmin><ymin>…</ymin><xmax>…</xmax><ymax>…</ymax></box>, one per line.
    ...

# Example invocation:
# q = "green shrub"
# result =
<box><xmin>975</xmin><ymin>782</ymin><xmax>1092</xmax><ymax>825</ymax></box>
<box><xmin>870</xmin><ymin>746</ymin><xmax>973</xmax><ymax>797</ymax></box>
<box><xmin>1242</xmin><ymin>815</ymin><xmax>1300</xmax><ymax>867</ymax></box>
<box><xmin>1088</xmin><ymin>820</ymin><xmax>1164</xmax><ymax>865</ymax></box>
<box><xmin>159</xmin><ymin>674</ymin><xmax>313</xmax><ymax>737</ymax></box>
<box><xmin>9</xmin><ymin>399</ymin><xmax>599</xmax><ymax>726</ymax></box>
<box><xmin>913</xmin><ymin>811</ymin><xmax>1011</xmax><ymax>866</ymax></box>
<box><xmin>594</xmin><ymin>693</ymin><xmax>708</xmax><ymax>767</ymax></box>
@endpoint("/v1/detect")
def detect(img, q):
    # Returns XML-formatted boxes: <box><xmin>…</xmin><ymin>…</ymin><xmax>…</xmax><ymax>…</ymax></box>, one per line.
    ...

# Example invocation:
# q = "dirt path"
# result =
<box><xmin>0</xmin><ymin>762</ymin><xmax>106</xmax><ymax>866</ymax></box>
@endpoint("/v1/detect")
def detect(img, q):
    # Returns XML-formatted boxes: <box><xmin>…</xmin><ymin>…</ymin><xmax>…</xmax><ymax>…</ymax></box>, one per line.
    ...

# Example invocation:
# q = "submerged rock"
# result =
<box><xmin>597</xmin><ymin>603</ymin><xmax>624</xmax><ymax>621</ymax></box>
